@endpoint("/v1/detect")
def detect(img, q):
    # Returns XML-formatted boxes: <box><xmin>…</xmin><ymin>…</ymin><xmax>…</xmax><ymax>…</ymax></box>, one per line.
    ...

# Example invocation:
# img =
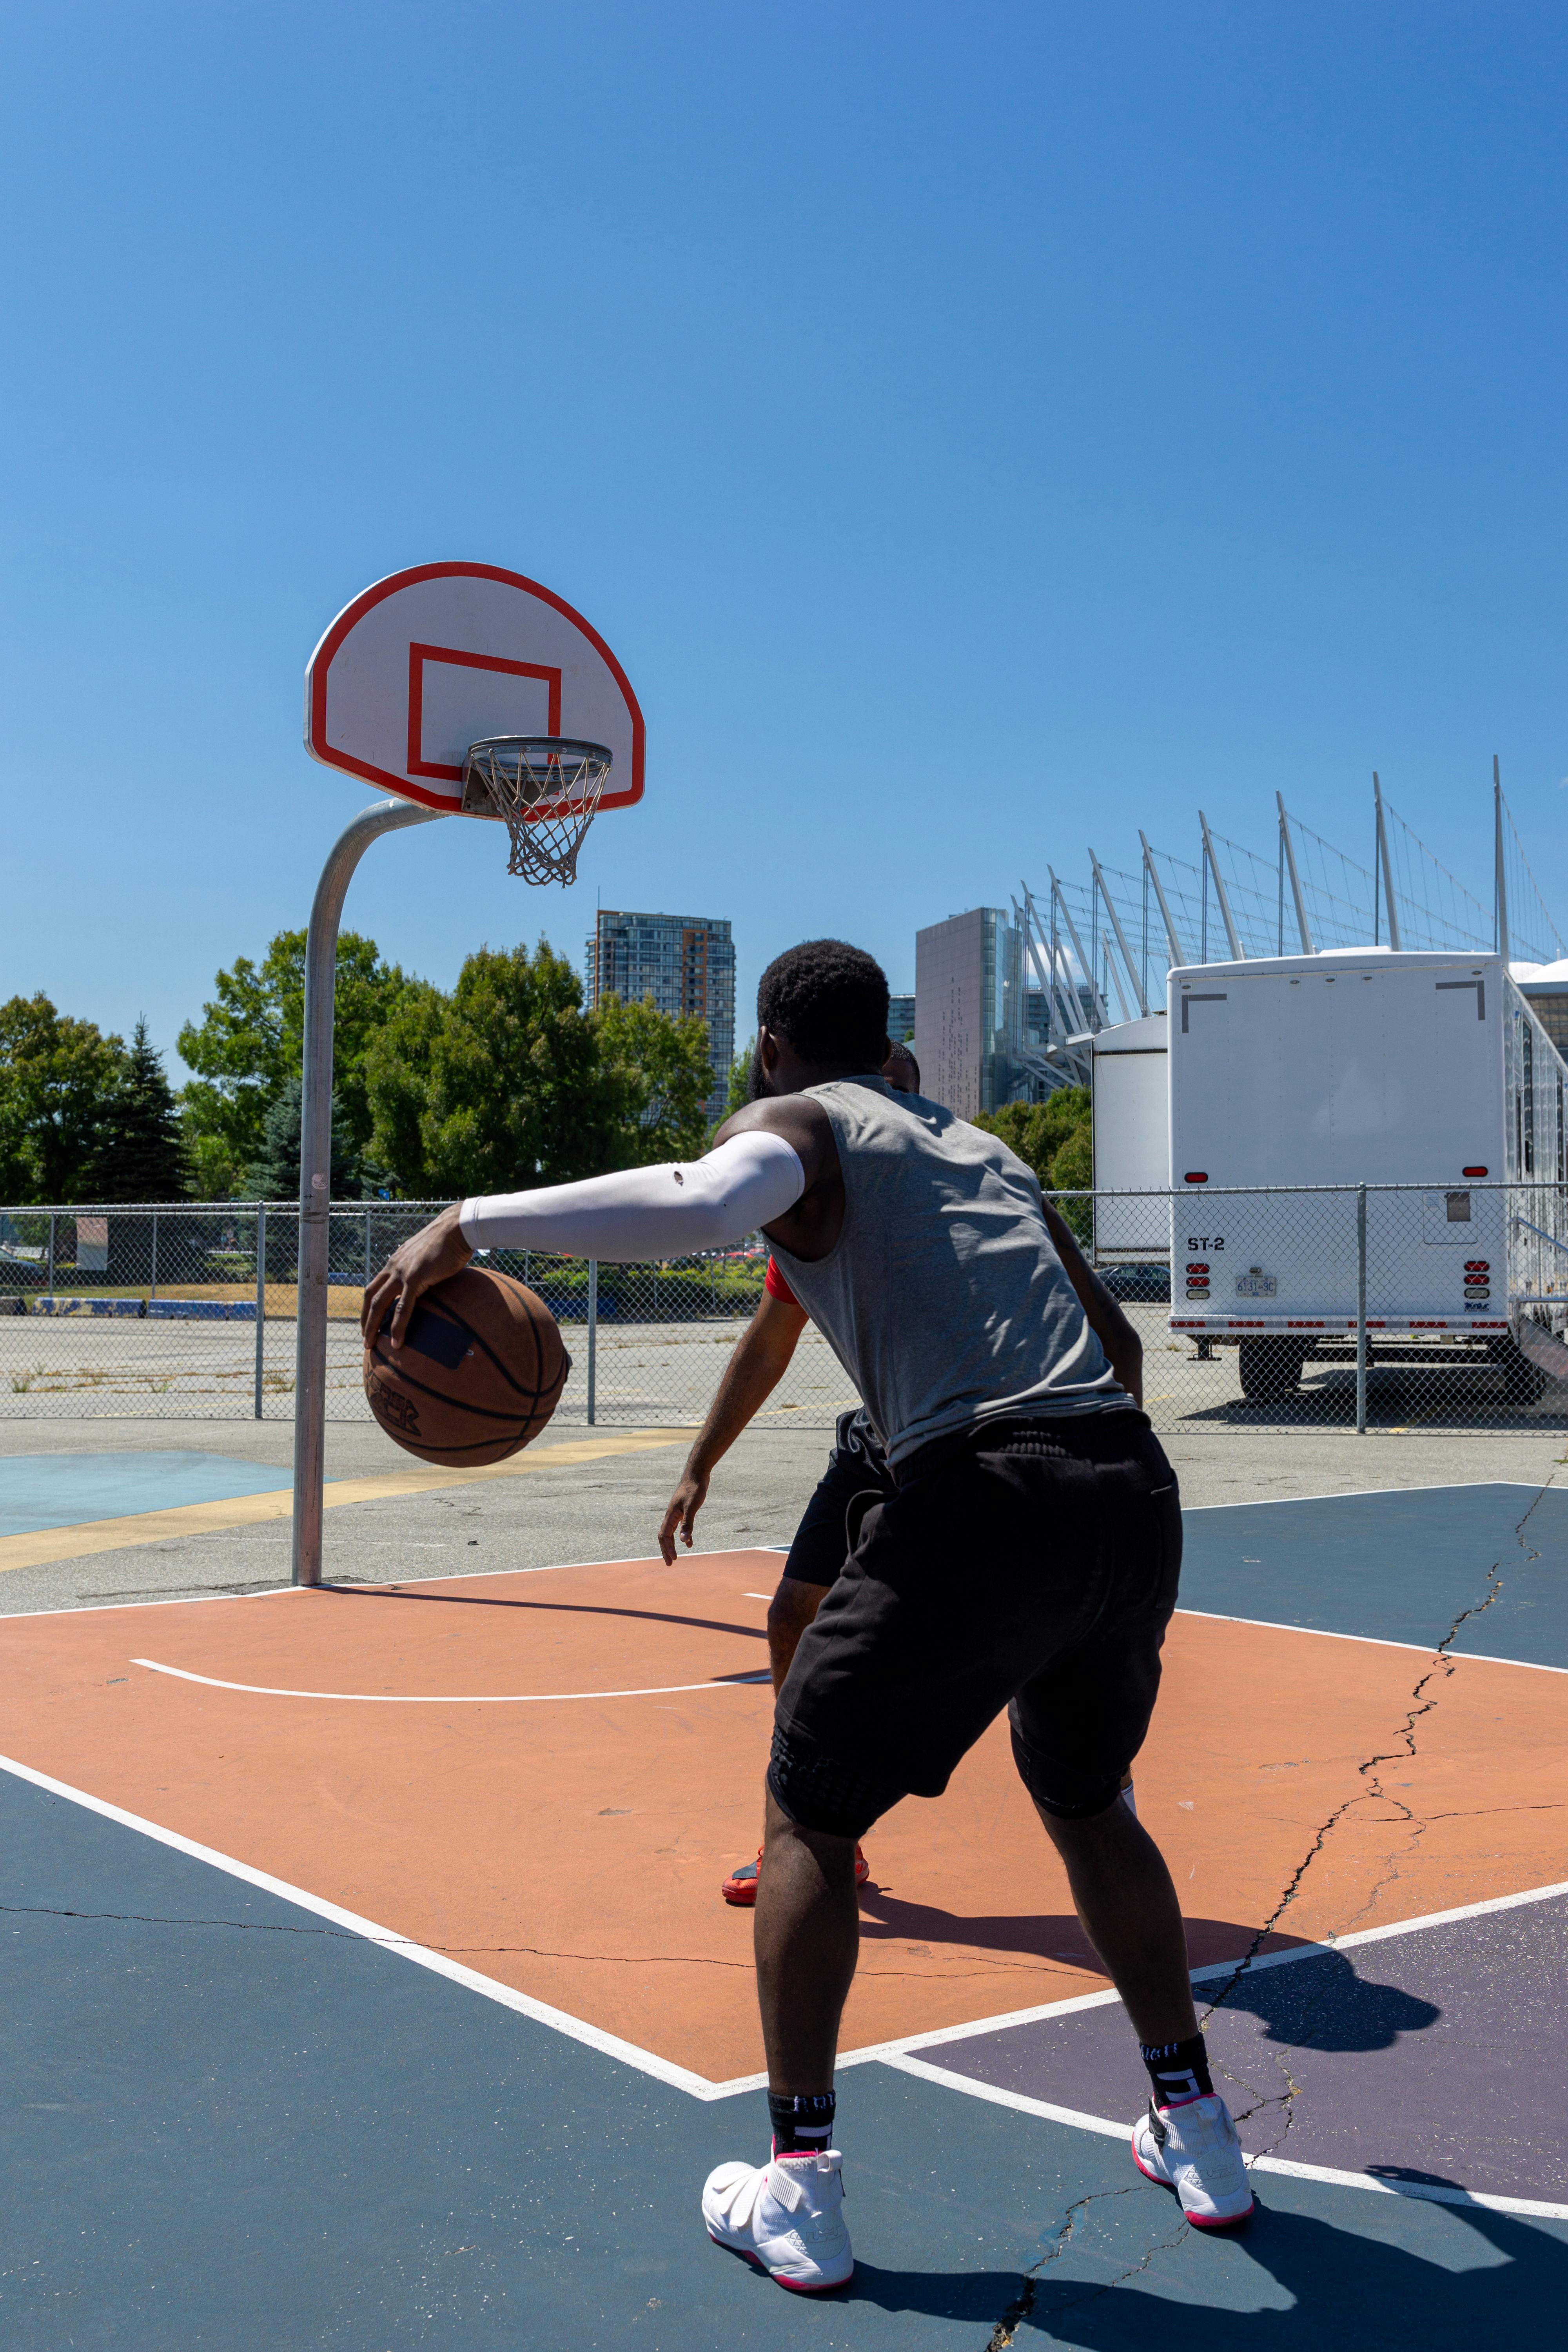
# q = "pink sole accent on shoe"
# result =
<box><xmin>1185</xmin><ymin>2201</ymin><xmax>1254</xmax><ymax>2229</ymax></box>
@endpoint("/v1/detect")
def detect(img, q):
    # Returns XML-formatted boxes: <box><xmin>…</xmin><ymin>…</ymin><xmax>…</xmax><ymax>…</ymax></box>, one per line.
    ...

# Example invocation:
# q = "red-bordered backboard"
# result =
<box><xmin>305</xmin><ymin>563</ymin><xmax>644</xmax><ymax>815</ymax></box>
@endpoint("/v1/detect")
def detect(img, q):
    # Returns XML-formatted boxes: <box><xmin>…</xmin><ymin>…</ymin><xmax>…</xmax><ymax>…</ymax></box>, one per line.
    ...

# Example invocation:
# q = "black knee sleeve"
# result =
<box><xmin>1009</xmin><ymin>1723</ymin><xmax>1127</xmax><ymax>1820</ymax></box>
<box><xmin>767</xmin><ymin>1724</ymin><xmax>905</xmax><ymax>1840</ymax></box>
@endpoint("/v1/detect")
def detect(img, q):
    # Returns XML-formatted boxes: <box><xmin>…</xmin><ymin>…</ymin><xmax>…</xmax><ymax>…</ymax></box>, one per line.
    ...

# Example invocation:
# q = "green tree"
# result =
<box><xmin>244</xmin><ymin>1077</ymin><xmax>370</xmax><ymax>1200</ymax></box>
<box><xmin>0</xmin><ymin>996</ymin><xmax>128</xmax><ymax>1203</ymax></box>
<box><xmin>80</xmin><ymin>1017</ymin><xmax>190</xmax><ymax>1202</ymax></box>
<box><xmin>973</xmin><ymin>1087</ymin><xmax>1091</xmax><ymax>1189</ymax></box>
<box><xmin>723</xmin><ymin>1036</ymin><xmax>757</xmax><ymax>1121</ymax></box>
<box><xmin>178</xmin><ymin>929</ymin><xmax>416</xmax><ymax>1196</ymax></box>
<box><xmin>365</xmin><ymin>940</ymin><xmax>619</xmax><ymax>1197</ymax></box>
<box><xmin>595</xmin><ymin>993</ymin><xmax>715</xmax><ymax>1165</ymax></box>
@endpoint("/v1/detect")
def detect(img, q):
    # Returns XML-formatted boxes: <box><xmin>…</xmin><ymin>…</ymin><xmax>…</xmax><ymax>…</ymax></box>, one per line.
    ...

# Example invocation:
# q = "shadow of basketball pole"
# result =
<box><xmin>291</xmin><ymin>799</ymin><xmax>446</xmax><ymax>1587</ymax></box>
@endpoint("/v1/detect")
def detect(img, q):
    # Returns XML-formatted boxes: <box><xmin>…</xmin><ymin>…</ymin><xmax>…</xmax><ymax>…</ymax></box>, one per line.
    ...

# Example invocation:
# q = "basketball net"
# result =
<box><xmin>461</xmin><ymin>738</ymin><xmax>612</xmax><ymax>886</ymax></box>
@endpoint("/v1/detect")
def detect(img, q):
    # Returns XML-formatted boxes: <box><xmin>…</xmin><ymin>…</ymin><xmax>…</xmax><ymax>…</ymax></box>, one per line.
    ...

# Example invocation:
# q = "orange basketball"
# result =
<box><xmin>363</xmin><ymin>1265</ymin><xmax>570</xmax><ymax>1466</ymax></box>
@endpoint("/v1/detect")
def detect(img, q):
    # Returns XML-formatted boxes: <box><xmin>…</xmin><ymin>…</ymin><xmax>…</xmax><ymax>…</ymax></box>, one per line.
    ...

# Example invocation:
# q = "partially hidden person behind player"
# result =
<box><xmin>657</xmin><ymin>1034</ymin><xmax>1140</xmax><ymax>1911</ymax></box>
<box><xmin>657</xmin><ymin>1039</ymin><xmax>920</xmax><ymax>1909</ymax></box>
<box><xmin>362</xmin><ymin>940</ymin><xmax>1254</xmax><ymax>2295</ymax></box>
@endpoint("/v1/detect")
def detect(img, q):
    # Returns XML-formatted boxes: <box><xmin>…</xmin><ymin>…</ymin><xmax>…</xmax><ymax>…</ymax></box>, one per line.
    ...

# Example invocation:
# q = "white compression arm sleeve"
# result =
<box><xmin>457</xmin><ymin>1129</ymin><xmax>806</xmax><ymax>1263</ymax></box>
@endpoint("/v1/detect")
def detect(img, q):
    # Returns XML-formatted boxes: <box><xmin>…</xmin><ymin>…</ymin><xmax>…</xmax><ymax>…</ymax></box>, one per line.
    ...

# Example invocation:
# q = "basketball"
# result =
<box><xmin>363</xmin><ymin>1265</ymin><xmax>570</xmax><ymax>1466</ymax></box>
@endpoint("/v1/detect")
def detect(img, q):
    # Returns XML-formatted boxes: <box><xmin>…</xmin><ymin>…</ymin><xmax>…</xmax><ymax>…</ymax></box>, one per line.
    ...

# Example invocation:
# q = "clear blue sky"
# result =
<box><xmin>3</xmin><ymin>2</ymin><xmax>1565</xmax><ymax>1071</ymax></box>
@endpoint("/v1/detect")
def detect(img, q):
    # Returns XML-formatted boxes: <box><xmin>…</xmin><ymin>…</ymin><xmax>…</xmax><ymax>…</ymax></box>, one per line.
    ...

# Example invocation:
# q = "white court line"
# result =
<box><xmin>1186</xmin><ymin>1478</ymin><xmax>1553</xmax><ymax>1513</ymax></box>
<box><xmin>0</xmin><ymin>1549</ymin><xmax>785</xmax><ymax>1623</ymax></box>
<box><xmin>0</xmin><ymin>1750</ymin><xmax>724</xmax><ymax>2096</ymax></box>
<box><xmin>4</xmin><ymin>1744</ymin><xmax>1565</xmax><ymax>2107</ymax></box>
<box><xmin>131</xmin><ymin>1657</ymin><xmax>772</xmax><ymax>1704</ymax></box>
<box><xmin>878</xmin><ymin>2055</ymin><xmax>1568</xmax><ymax>2223</ymax></box>
<box><xmin>1176</xmin><ymin>1606</ymin><xmax>1568</xmax><ymax>1677</ymax></box>
<box><xmin>3</xmin><ymin>1477</ymin><xmax>1550</xmax><ymax>1623</ymax></box>
<box><xmin>8</xmin><ymin>1744</ymin><xmax>1567</xmax><ymax>2218</ymax></box>
<box><xmin>0</xmin><ymin>1583</ymin><xmax>298</xmax><ymax>1623</ymax></box>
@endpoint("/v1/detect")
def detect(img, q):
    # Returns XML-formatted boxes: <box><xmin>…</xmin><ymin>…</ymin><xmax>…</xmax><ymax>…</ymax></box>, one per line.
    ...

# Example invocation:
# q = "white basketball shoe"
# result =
<box><xmin>1131</xmin><ymin>2095</ymin><xmax>1254</xmax><ymax>2227</ymax></box>
<box><xmin>702</xmin><ymin>2148</ymin><xmax>854</xmax><ymax>2292</ymax></box>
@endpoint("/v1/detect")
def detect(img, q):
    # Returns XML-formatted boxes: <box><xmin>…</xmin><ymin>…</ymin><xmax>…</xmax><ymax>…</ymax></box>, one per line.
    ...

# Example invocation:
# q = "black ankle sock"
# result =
<box><xmin>1139</xmin><ymin>2033</ymin><xmax>1214</xmax><ymax>2107</ymax></box>
<box><xmin>768</xmin><ymin>2090</ymin><xmax>836</xmax><ymax>2154</ymax></box>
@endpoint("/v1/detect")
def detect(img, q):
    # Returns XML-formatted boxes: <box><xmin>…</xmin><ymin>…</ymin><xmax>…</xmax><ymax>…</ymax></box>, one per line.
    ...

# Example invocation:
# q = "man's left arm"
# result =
<box><xmin>1042</xmin><ymin>1199</ymin><xmax>1143</xmax><ymax>1406</ymax></box>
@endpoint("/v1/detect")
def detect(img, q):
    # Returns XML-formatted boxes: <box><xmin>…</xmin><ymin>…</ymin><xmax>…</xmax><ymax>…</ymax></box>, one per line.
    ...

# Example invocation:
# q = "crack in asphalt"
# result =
<box><xmin>980</xmin><ymin>1473</ymin><xmax>1560</xmax><ymax>2337</ymax></box>
<box><xmin>0</xmin><ymin>1901</ymin><xmax>1082</xmax><ymax>1985</ymax></box>
<box><xmin>984</xmin><ymin>2183</ymin><xmax>1191</xmax><ymax>2347</ymax></box>
<box><xmin>1196</xmin><ymin>1476</ymin><xmax>1555</xmax><ymax>2171</ymax></box>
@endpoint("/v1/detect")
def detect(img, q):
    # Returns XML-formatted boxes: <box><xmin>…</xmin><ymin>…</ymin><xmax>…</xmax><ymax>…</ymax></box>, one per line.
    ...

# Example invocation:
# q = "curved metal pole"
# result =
<box><xmin>292</xmin><ymin>798</ymin><xmax>446</xmax><ymax>1585</ymax></box>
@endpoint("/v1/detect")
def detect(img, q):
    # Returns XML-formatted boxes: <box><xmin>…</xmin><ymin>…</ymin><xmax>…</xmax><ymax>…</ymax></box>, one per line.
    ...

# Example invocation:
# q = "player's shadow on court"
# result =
<box><xmin>328</xmin><ymin>1582</ymin><xmax>769</xmax><ymax>1645</ymax></box>
<box><xmin>1210</xmin><ymin>1949</ymin><xmax>1441</xmax><ymax>2052</ymax></box>
<box><xmin>855</xmin><ymin>1886</ymin><xmax>1312</xmax><ymax>1978</ymax></box>
<box><xmin>845</xmin><ymin>2197</ymin><xmax>1567</xmax><ymax>2337</ymax></box>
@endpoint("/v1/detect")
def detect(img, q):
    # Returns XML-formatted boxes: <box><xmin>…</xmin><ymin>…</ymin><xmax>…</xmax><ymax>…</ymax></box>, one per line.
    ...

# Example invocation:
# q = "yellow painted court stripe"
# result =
<box><xmin>0</xmin><ymin>1429</ymin><xmax>697</xmax><ymax>1577</ymax></box>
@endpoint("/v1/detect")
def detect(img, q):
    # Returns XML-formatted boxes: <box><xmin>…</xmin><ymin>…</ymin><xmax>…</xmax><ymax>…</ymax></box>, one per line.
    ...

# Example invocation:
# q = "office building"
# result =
<box><xmin>887</xmin><ymin>993</ymin><xmax>916</xmax><ymax>1045</ymax></box>
<box><xmin>914</xmin><ymin>907</ymin><xmax>1028</xmax><ymax>1119</ymax></box>
<box><xmin>584</xmin><ymin>910</ymin><xmax>737</xmax><ymax>1124</ymax></box>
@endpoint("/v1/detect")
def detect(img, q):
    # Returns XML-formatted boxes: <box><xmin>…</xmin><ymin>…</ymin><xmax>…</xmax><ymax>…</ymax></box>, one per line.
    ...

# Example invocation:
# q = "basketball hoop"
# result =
<box><xmin>461</xmin><ymin>737</ymin><xmax>613</xmax><ymax>885</ymax></box>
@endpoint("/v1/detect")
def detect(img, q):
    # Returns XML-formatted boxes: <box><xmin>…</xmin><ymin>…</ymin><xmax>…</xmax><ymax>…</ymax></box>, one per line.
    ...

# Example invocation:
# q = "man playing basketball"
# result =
<box><xmin>366</xmin><ymin>940</ymin><xmax>1252</xmax><ymax>2292</ymax></box>
<box><xmin>659</xmin><ymin>1038</ymin><xmax>1142</xmax><ymax>1908</ymax></box>
<box><xmin>657</xmin><ymin>1042</ymin><xmax>920</xmax><ymax>1906</ymax></box>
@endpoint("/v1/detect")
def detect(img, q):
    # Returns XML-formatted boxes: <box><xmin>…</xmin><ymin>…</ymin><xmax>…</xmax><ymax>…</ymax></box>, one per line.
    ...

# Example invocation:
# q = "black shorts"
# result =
<box><xmin>780</xmin><ymin>1408</ymin><xmax>898</xmax><ymax>1588</ymax></box>
<box><xmin>769</xmin><ymin>1412</ymin><xmax>1180</xmax><ymax>1838</ymax></box>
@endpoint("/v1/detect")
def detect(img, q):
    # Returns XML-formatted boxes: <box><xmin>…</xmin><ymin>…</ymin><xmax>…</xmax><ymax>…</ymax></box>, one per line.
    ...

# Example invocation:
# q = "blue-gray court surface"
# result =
<box><xmin>2</xmin><ymin>1473</ymin><xmax>1564</xmax><ymax>2347</ymax></box>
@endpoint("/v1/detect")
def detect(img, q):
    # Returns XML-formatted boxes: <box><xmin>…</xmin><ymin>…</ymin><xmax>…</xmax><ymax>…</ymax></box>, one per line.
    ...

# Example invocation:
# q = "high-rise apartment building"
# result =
<box><xmin>583</xmin><ymin>910</ymin><xmax>737</xmax><ymax>1123</ymax></box>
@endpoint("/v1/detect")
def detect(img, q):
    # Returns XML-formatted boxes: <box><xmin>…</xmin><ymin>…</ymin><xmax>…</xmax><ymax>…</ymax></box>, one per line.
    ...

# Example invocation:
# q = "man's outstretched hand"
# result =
<box><xmin>360</xmin><ymin>1204</ymin><xmax>473</xmax><ymax>1348</ymax></box>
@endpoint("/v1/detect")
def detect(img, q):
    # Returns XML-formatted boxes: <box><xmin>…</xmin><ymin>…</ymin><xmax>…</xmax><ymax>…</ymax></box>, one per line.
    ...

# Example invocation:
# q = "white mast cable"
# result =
<box><xmin>1101</xmin><ymin>929</ymin><xmax>1133</xmax><ymax>1024</ymax></box>
<box><xmin>1494</xmin><ymin>755</ymin><xmax>1510</xmax><ymax>965</ymax></box>
<box><xmin>1087</xmin><ymin>849</ymin><xmax>1149</xmax><ymax>1016</ymax></box>
<box><xmin>1140</xmin><ymin>833</ymin><xmax>1187</xmax><ymax>968</ymax></box>
<box><xmin>1373</xmin><ymin>771</ymin><xmax>1401</xmax><ymax>950</ymax></box>
<box><xmin>1198</xmin><ymin>811</ymin><xmax>1244</xmax><ymax>960</ymax></box>
<box><xmin>1048</xmin><ymin>867</ymin><xmax>1109</xmax><ymax>1031</ymax></box>
<box><xmin>1276</xmin><ymin>793</ymin><xmax>1314</xmax><ymax>954</ymax></box>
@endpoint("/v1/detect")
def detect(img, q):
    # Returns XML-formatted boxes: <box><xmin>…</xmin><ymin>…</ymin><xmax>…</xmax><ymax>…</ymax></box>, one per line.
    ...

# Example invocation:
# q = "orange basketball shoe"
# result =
<box><xmin>722</xmin><ymin>1847</ymin><xmax>870</xmax><ymax>1906</ymax></box>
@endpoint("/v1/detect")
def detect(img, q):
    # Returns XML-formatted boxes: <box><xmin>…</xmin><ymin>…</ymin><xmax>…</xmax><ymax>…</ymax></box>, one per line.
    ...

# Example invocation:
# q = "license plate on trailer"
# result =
<box><xmin>1234</xmin><ymin>1272</ymin><xmax>1278</xmax><ymax>1298</ymax></box>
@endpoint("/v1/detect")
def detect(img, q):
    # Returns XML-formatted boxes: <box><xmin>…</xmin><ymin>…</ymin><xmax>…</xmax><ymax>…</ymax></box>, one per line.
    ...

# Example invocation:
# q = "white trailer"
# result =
<box><xmin>1091</xmin><ymin>1013</ymin><xmax>1169</xmax><ymax>1262</ymax></box>
<box><xmin>1166</xmin><ymin>946</ymin><xmax>1568</xmax><ymax>1402</ymax></box>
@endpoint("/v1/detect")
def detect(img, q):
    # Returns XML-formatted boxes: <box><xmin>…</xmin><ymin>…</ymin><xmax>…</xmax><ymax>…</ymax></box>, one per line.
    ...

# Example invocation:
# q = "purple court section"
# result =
<box><xmin>922</xmin><ymin>1890</ymin><xmax>1567</xmax><ymax>2206</ymax></box>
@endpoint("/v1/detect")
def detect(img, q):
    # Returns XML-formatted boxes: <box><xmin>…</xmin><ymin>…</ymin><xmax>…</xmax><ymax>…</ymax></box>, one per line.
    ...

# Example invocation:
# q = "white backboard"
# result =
<box><xmin>304</xmin><ymin>562</ymin><xmax>644</xmax><ymax>815</ymax></box>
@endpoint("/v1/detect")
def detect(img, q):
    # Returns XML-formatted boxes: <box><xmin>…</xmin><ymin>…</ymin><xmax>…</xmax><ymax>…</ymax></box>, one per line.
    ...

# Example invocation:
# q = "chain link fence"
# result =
<box><xmin>3</xmin><ymin>1185</ymin><xmax>1566</xmax><ymax>1436</ymax></box>
<box><xmin>1073</xmin><ymin>1178</ymin><xmax>1568</xmax><ymax>1433</ymax></box>
<box><xmin>0</xmin><ymin>1203</ymin><xmax>856</xmax><ymax>1430</ymax></box>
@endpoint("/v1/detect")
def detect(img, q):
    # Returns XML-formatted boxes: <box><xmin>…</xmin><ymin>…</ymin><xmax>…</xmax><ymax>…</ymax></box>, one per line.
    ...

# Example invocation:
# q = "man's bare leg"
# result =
<box><xmin>1034</xmin><ymin>1795</ymin><xmax>1197</xmax><ymax>2045</ymax></box>
<box><xmin>753</xmin><ymin>1789</ymin><xmax>860</xmax><ymax>2092</ymax></box>
<box><xmin>766</xmin><ymin>1579</ymin><xmax>825</xmax><ymax>1694</ymax></box>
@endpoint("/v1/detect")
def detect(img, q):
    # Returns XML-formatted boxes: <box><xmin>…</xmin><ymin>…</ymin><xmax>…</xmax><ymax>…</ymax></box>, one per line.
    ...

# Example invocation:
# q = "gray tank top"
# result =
<box><xmin>768</xmin><ymin>1078</ymin><xmax>1128</xmax><ymax>1465</ymax></box>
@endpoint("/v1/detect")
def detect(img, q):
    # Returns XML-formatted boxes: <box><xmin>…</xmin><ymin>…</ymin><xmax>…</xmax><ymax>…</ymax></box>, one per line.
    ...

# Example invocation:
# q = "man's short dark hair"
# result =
<box><xmin>757</xmin><ymin>940</ymin><xmax>890</xmax><ymax>1071</ymax></box>
<box><xmin>887</xmin><ymin>1040</ymin><xmax>921</xmax><ymax>1089</ymax></box>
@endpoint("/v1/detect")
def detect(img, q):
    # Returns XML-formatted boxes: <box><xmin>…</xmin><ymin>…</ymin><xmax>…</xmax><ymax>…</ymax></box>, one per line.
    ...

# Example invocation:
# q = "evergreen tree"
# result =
<box><xmin>245</xmin><ymin>1078</ymin><xmax>370</xmax><ymax>1201</ymax></box>
<box><xmin>80</xmin><ymin>1019</ymin><xmax>191</xmax><ymax>1202</ymax></box>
